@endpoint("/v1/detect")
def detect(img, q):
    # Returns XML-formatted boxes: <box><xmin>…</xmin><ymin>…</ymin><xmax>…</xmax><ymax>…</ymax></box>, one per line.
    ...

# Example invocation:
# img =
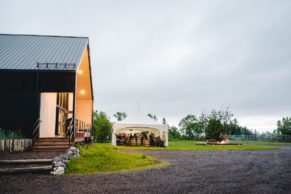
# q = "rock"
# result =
<box><xmin>72</xmin><ymin>153</ymin><xmax>80</xmax><ymax>158</ymax></box>
<box><xmin>67</xmin><ymin>150</ymin><xmax>73</xmax><ymax>159</ymax></box>
<box><xmin>54</xmin><ymin>161</ymin><xmax>66</xmax><ymax>168</ymax></box>
<box><xmin>50</xmin><ymin>146</ymin><xmax>80</xmax><ymax>175</ymax></box>
<box><xmin>51</xmin><ymin>166</ymin><xmax>65</xmax><ymax>175</ymax></box>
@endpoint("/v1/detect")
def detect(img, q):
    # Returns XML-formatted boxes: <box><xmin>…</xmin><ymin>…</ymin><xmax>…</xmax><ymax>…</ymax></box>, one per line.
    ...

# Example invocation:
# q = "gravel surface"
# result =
<box><xmin>0</xmin><ymin>146</ymin><xmax>290</xmax><ymax>194</ymax></box>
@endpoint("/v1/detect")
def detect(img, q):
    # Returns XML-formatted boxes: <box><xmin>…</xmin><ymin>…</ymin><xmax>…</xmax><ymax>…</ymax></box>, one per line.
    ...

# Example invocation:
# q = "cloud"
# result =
<box><xmin>0</xmin><ymin>0</ymin><xmax>290</xmax><ymax>131</ymax></box>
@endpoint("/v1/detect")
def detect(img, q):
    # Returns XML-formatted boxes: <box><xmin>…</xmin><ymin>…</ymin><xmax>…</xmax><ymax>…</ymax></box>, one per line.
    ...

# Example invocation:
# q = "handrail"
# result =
<box><xmin>75</xmin><ymin>119</ymin><xmax>93</xmax><ymax>143</ymax></box>
<box><xmin>75</xmin><ymin>119</ymin><xmax>92</xmax><ymax>132</ymax></box>
<box><xmin>66</xmin><ymin>118</ymin><xmax>74</xmax><ymax>147</ymax></box>
<box><xmin>32</xmin><ymin>118</ymin><xmax>41</xmax><ymax>146</ymax></box>
<box><xmin>66</xmin><ymin>118</ymin><xmax>92</xmax><ymax>146</ymax></box>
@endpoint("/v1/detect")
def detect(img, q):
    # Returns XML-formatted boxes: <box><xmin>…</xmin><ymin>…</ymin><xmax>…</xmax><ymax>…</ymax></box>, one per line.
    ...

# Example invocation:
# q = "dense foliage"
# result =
<box><xmin>176</xmin><ymin>108</ymin><xmax>254</xmax><ymax>140</ymax></box>
<box><xmin>93</xmin><ymin>111</ymin><xmax>112</xmax><ymax>142</ymax></box>
<box><xmin>276</xmin><ymin>117</ymin><xmax>291</xmax><ymax>136</ymax></box>
<box><xmin>168</xmin><ymin>126</ymin><xmax>181</xmax><ymax>140</ymax></box>
<box><xmin>205</xmin><ymin>118</ymin><xmax>224</xmax><ymax>140</ymax></box>
<box><xmin>179</xmin><ymin>114</ymin><xmax>203</xmax><ymax>139</ymax></box>
<box><xmin>0</xmin><ymin>128</ymin><xmax>23</xmax><ymax>139</ymax></box>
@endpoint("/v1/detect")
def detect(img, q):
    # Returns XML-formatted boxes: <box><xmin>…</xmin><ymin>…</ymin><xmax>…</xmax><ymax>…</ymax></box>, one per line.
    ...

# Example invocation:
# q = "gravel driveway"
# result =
<box><xmin>0</xmin><ymin>146</ymin><xmax>290</xmax><ymax>194</ymax></box>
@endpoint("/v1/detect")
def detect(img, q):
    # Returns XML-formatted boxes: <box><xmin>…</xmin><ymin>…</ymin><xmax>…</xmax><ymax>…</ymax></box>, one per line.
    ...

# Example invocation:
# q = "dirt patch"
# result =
<box><xmin>0</xmin><ymin>146</ymin><xmax>290</xmax><ymax>194</ymax></box>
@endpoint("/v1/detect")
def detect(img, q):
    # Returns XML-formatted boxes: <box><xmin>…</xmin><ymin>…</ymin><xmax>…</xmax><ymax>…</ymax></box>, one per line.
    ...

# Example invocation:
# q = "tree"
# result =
<box><xmin>179</xmin><ymin>114</ymin><xmax>196</xmax><ymax>138</ymax></box>
<box><xmin>179</xmin><ymin>114</ymin><xmax>203</xmax><ymax>139</ymax></box>
<box><xmin>205</xmin><ymin>118</ymin><xmax>224</xmax><ymax>140</ymax></box>
<box><xmin>113</xmin><ymin>112</ymin><xmax>127</xmax><ymax>121</ymax></box>
<box><xmin>276</xmin><ymin>117</ymin><xmax>291</xmax><ymax>136</ymax></box>
<box><xmin>198</xmin><ymin>112</ymin><xmax>209</xmax><ymax>134</ymax></box>
<box><xmin>147</xmin><ymin>113</ymin><xmax>157</xmax><ymax>121</ymax></box>
<box><xmin>93</xmin><ymin>111</ymin><xmax>112</xmax><ymax>142</ymax></box>
<box><xmin>168</xmin><ymin>125</ymin><xmax>181</xmax><ymax>140</ymax></box>
<box><xmin>208</xmin><ymin>107</ymin><xmax>234</xmax><ymax>134</ymax></box>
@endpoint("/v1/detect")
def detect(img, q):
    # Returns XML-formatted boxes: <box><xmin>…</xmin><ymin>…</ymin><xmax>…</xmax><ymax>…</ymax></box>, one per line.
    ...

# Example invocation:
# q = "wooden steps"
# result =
<box><xmin>0</xmin><ymin>158</ymin><xmax>52</xmax><ymax>174</ymax></box>
<box><xmin>0</xmin><ymin>159</ymin><xmax>52</xmax><ymax>164</ymax></box>
<box><xmin>0</xmin><ymin>165</ymin><xmax>52</xmax><ymax>173</ymax></box>
<box><xmin>33</xmin><ymin>137</ymin><xmax>71</xmax><ymax>152</ymax></box>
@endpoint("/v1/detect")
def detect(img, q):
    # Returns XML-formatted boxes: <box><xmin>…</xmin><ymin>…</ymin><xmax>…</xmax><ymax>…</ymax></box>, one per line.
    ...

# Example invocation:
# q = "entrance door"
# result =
<box><xmin>39</xmin><ymin>92</ymin><xmax>73</xmax><ymax>138</ymax></box>
<box><xmin>39</xmin><ymin>93</ymin><xmax>57</xmax><ymax>137</ymax></box>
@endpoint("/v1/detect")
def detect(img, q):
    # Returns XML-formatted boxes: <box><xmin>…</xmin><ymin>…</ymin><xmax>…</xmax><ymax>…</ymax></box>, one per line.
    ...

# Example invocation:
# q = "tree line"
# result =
<box><xmin>169</xmin><ymin>108</ymin><xmax>253</xmax><ymax>140</ymax></box>
<box><xmin>92</xmin><ymin>108</ymin><xmax>291</xmax><ymax>142</ymax></box>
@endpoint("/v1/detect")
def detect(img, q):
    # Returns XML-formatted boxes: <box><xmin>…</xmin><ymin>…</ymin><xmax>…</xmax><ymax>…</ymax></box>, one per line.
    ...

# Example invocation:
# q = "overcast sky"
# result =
<box><xmin>1</xmin><ymin>0</ymin><xmax>290</xmax><ymax>132</ymax></box>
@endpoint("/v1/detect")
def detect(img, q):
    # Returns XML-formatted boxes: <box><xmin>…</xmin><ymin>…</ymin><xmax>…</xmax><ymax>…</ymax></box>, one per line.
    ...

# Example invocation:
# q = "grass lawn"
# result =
<box><xmin>235</xmin><ymin>140</ymin><xmax>291</xmax><ymax>145</ymax></box>
<box><xmin>65</xmin><ymin>144</ymin><xmax>166</xmax><ymax>175</ymax></box>
<box><xmin>116</xmin><ymin>140</ymin><xmax>280</xmax><ymax>151</ymax></box>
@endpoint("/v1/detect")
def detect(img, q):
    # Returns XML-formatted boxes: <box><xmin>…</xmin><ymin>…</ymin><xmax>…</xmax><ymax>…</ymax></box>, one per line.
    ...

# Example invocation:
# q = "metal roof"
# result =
<box><xmin>0</xmin><ymin>34</ymin><xmax>88</xmax><ymax>70</ymax></box>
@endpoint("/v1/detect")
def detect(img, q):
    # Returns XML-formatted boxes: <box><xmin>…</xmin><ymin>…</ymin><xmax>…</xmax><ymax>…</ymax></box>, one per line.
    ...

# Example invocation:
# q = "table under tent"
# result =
<box><xmin>112</xmin><ymin>115</ymin><xmax>168</xmax><ymax>147</ymax></box>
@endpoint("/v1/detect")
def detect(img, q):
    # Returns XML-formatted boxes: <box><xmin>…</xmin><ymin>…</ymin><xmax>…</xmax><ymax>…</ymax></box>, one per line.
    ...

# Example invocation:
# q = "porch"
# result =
<box><xmin>33</xmin><ymin>89</ymin><xmax>93</xmax><ymax>151</ymax></box>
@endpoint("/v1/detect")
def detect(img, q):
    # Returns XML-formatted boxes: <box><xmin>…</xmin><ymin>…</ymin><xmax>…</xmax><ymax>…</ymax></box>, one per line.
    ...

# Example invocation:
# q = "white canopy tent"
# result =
<box><xmin>112</xmin><ymin>113</ymin><xmax>168</xmax><ymax>146</ymax></box>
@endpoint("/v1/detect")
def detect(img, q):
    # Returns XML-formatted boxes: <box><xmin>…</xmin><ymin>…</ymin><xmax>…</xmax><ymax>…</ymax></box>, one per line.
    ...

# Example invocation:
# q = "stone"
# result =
<box><xmin>51</xmin><ymin>146</ymin><xmax>80</xmax><ymax>175</ymax></box>
<box><xmin>51</xmin><ymin>166</ymin><xmax>65</xmax><ymax>175</ymax></box>
<box><xmin>54</xmin><ymin>161</ymin><xmax>66</xmax><ymax>168</ymax></box>
<box><xmin>67</xmin><ymin>150</ymin><xmax>74</xmax><ymax>159</ymax></box>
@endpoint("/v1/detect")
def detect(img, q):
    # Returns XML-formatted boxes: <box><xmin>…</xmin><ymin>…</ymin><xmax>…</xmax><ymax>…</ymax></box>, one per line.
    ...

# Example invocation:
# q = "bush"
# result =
<box><xmin>0</xmin><ymin>128</ymin><xmax>23</xmax><ymax>140</ymax></box>
<box><xmin>93</xmin><ymin>111</ymin><xmax>112</xmax><ymax>143</ymax></box>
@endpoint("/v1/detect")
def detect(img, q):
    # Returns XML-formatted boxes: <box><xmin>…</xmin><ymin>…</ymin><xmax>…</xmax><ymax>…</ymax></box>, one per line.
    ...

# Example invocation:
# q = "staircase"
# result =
<box><xmin>33</xmin><ymin>137</ymin><xmax>71</xmax><ymax>152</ymax></box>
<box><xmin>0</xmin><ymin>159</ymin><xmax>52</xmax><ymax>173</ymax></box>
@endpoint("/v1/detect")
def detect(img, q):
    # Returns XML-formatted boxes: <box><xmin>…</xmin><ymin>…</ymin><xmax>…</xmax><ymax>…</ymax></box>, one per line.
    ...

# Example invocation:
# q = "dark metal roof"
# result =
<box><xmin>0</xmin><ymin>34</ymin><xmax>88</xmax><ymax>70</ymax></box>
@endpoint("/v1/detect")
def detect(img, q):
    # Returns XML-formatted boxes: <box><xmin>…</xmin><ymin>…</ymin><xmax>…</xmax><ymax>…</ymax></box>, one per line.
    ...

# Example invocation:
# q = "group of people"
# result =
<box><xmin>116</xmin><ymin>131</ymin><xmax>165</xmax><ymax>147</ymax></box>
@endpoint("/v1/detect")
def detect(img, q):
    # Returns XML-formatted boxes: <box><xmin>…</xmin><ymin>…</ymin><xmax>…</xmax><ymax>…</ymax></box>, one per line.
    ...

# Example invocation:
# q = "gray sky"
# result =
<box><xmin>1</xmin><ymin>0</ymin><xmax>290</xmax><ymax>132</ymax></box>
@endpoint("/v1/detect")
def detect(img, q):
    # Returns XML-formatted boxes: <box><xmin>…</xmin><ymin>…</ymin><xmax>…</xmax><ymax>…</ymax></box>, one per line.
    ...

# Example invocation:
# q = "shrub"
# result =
<box><xmin>0</xmin><ymin>128</ymin><xmax>23</xmax><ymax>140</ymax></box>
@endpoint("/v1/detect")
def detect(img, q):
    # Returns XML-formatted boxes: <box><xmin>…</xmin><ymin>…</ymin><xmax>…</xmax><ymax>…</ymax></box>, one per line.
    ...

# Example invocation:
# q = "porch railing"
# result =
<box><xmin>66</xmin><ymin>118</ymin><xmax>74</xmax><ymax>147</ymax></box>
<box><xmin>76</xmin><ymin>119</ymin><xmax>92</xmax><ymax>133</ymax></box>
<box><xmin>32</xmin><ymin>118</ymin><xmax>41</xmax><ymax>146</ymax></box>
<box><xmin>75</xmin><ymin>119</ymin><xmax>92</xmax><ymax>142</ymax></box>
<box><xmin>66</xmin><ymin>118</ymin><xmax>92</xmax><ymax>146</ymax></box>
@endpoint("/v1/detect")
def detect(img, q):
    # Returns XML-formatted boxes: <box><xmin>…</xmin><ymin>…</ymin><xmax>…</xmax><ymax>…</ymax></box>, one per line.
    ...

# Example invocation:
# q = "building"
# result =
<box><xmin>0</xmin><ymin>34</ymin><xmax>94</xmax><ymax>150</ymax></box>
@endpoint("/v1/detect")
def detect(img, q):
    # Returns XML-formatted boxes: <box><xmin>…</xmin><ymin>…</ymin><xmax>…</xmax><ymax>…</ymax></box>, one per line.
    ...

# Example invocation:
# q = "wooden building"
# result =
<box><xmin>0</xmin><ymin>34</ymin><xmax>94</xmax><ymax>150</ymax></box>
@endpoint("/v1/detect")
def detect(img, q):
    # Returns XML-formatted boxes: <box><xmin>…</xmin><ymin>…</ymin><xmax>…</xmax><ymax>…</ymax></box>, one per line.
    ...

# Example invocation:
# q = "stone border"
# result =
<box><xmin>51</xmin><ymin>147</ymin><xmax>80</xmax><ymax>175</ymax></box>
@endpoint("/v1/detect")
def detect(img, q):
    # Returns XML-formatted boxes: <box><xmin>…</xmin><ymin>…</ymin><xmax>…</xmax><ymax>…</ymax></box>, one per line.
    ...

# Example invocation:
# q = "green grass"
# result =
<box><xmin>116</xmin><ymin>140</ymin><xmax>280</xmax><ymax>151</ymax></box>
<box><xmin>235</xmin><ymin>140</ymin><xmax>291</xmax><ymax>145</ymax></box>
<box><xmin>66</xmin><ymin>144</ymin><xmax>166</xmax><ymax>175</ymax></box>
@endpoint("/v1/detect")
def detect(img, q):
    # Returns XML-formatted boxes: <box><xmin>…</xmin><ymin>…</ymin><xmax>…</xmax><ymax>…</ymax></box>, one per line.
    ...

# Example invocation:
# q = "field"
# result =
<box><xmin>116</xmin><ymin>140</ymin><xmax>281</xmax><ymax>151</ymax></box>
